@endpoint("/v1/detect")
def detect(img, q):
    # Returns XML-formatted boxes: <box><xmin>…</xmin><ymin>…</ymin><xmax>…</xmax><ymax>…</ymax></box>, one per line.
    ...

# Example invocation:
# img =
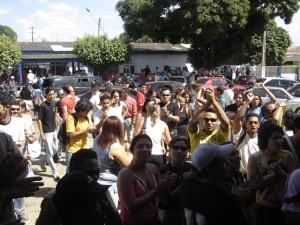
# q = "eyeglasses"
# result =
<box><xmin>11</xmin><ymin>108</ymin><xmax>20</xmax><ymax>111</ymax></box>
<box><xmin>162</xmin><ymin>94</ymin><xmax>170</xmax><ymax>97</ymax></box>
<box><xmin>203</xmin><ymin>118</ymin><xmax>217</xmax><ymax>123</ymax></box>
<box><xmin>172</xmin><ymin>145</ymin><xmax>188</xmax><ymax>151</ymax></box>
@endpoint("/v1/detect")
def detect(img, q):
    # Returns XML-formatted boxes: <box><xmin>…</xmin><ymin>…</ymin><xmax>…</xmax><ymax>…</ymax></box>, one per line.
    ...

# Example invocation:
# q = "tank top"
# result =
<box><xmin>93</xmin><ymin>137</ymin><xmax>122</xmax><ymax>184</ymax></box>
<box><xmin>253</xmin><ymin>150</ymin><xmax>289</xmax><ymax>207</ymax></box>
<box><xmin>146</xmin><ymin>118</ymin><xmax>165</xmax><ymax>155</ymax></box>
<box><xmin>120</xmin><ymin>168</ymin><xmax>160</xmax><ymax>225</ymax></box>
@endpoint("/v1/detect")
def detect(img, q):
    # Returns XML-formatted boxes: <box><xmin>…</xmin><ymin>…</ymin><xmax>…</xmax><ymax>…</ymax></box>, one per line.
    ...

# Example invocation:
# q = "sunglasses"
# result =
<box><xmin>203</xmin><ymin>118</ymin><xmax>217</xmax><ymax>123</ymax></box>
<box><xmin>11</xmin><ymin>108</ymin><xmax>20</xmax><ymax>111</ymax></box>
<box><xmin>172</xmin><ymin>145</ymin><xmax>188</xmax><ymax>151</ymax></box>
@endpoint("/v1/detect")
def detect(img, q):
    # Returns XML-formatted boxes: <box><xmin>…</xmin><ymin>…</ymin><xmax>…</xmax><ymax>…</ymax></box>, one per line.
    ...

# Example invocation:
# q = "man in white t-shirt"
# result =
<box><xmin>223</xmin><ymin>83</ymin><xmax>235</xmax><ymax>106</ymax></box>
<box><xmin>27</xmin><ymin>70</ymin><xmax>34</xmax><ymax>84</ymax></box>
<box><xmin>89</xmin><ymin>84</ymin><xmax>101</xmax><ymax>118</ymax></box>
<box><xmin>232</xmin><ymin>100</ymin><xmax>260</xmax><ymax>175</ymax></box>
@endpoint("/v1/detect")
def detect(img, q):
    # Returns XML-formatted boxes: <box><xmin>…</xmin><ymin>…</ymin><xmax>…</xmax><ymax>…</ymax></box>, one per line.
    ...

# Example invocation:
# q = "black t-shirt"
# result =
<box><xmin>159</xmin><ymin>162</ymin><xmax>195</xmax><ymax>211</ymax></box>
<box><xmin>159</xmin><ymin>102</ymin><xmax>180</xmax><ymax>130</ymax></box>
<box><xmin>39</xmin><ymin>100</ymin><xmax>56</xmax><ymax>133</ymax></box>
<box><xmin>180</xmin><ymin>177</ymin><xmax>249</xmax><ymax>225</ymax></box>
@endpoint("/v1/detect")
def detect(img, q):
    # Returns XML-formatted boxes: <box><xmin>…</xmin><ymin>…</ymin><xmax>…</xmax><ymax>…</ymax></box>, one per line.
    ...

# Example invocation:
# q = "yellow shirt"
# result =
<box><xmin>188</xmin><ymin>125</ymin><xmax>230</xmax><ymax>155</ymax></box>
<box><xmin>66</xmin><ymin>114</ymin><xmax>92</xmax><ymax>153</ymax></box>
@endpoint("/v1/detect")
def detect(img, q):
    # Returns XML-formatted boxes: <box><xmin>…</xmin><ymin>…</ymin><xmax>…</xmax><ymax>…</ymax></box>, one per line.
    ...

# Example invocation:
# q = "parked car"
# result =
<box><xmin>169</xmin><ymin>76</ymin><xmax>189</xmax><ymax>86</ymax></box>
<box><xmin>235</xmin><ymin>75</ymin><xmax>255</xmax><ymax>89</ymax></box>
<box><xmin>144</xmin><ymin>81</ymin><xmax>184</xmax><ymax>96</ymax></box>
<box><xmin>78</xmin><ymin>85</ymin><xmax>138</xmax><ymax>100</ymax></box>
<box><xmin>246</xmin><ymin>87</ymin><xmax>300</xmax><ymax>113</ymax></box>
<box><xmin>42</xmin><ymin>76</ymin><xmax>96</xmax><ymax>96</ymax></box>
<box><xmin>254</xmin><ymin>77</ymin><xmax>299</xmax><ymax>90</ymax></box>
<box><xmin>191</xmin><ymin>77</ymin><xmax>246</xmax><ymax>93</ymax></box>
<box><xmin>287</xmin><ymin>83</ymin><xmax>300</xmax><ymax>98</ymax></box>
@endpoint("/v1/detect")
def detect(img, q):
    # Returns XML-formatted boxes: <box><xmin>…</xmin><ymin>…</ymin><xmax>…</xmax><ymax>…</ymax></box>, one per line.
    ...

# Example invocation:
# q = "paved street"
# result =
<box><xmin>23</xmin><ymin>109</ymin><xmax>94</xmax><ymax>225</ymax></box>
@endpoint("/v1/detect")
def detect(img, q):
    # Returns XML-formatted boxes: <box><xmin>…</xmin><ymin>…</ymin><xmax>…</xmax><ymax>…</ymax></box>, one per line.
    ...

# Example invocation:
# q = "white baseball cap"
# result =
<box><xmin>191</xmin><ymin>142</ymin><xmax>234</xmax><ymax>170</ymax></box>
<box><xmin>29</xmin><ymin>70</ymin><xmax>32</xmax><ymax>73</ymax></box>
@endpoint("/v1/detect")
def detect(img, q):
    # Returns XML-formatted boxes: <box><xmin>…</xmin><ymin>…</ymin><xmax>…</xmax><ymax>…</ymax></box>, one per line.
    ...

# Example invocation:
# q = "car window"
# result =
<box><xmin>251</xmin><ymin>89</ymin><xmax>267</xmax><ymax>97</ymax></box>
<box><xmin>195</xmin><ymin>78</ymin><xmax>208</xmax><ymax>84</ymax></box>
<box><xmin>280</xmin><ymin>80</ymin><xmax>295</xmax><ymax>89</ymax></box>
<box><xmin>289</xmin><ymin>85</ymin><xmax>300</xmax><ymax>97</ymax></box>
<box><xmin>269</xmin><ymin>89</ymin><xmax>288</xmax><ymax>99</ymax></box>
<box><xmin>53</xmin><ymin>78</ymin><xmax>73</xmax><ymax>89</ymax></box>
<box><xmin>169</xmin><ymin>77</ymin><xmax>185</xmax><ymax>83</ymax></box>
<box><xmin>265</xmin><ymin>80</ymin><xmax>278</xmax><ymax>86</ymax></box>
<box><xmin>75</xmin><ymin>78</ymin><xmax>92</xmax><ymax>87</ymax></box>
<box><xmin>212</xmin><ymin>79</ymin><xmax>223</xmax><ymax>86</ymax></box>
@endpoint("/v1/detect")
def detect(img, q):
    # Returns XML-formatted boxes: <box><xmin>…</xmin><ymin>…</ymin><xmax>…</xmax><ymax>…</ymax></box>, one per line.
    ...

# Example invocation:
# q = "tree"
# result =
<box><xmin>241</xmin><ymin>20</ymin><xmax>292</xmax><ymax>66</ymax></box>
<box><xmin>73</xmin><ymin>35</ymin><xmax>131</xmax><ymax>71</ymax></box>
<box><xmin>116</xmin><ymin>0</ymin><xmax>299</xmax><ymax>68</ymax></box>
<box><xmin>0</xmin><ymin>34</ymin><xmax>21</xmax><ymax>70</ymax></box>
<box><xmin>0</xmin><ymin>25</ymin><xmax>17</xmax><ymax>40</ymax></box>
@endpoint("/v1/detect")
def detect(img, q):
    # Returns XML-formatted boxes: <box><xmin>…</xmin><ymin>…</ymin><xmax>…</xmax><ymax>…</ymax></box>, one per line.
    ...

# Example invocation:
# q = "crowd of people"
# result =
<box><xmin>0</xmin><ymin>78</ymin><xmax>300</xmax><ymax>225</ymax></box>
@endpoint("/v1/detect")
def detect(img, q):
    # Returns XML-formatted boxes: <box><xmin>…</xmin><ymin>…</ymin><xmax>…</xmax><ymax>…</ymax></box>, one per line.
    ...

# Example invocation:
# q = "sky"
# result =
<box><xmin>0</xmin><ymin>0</ymin><xmax>300</xmax><ymax>46</ymax></box>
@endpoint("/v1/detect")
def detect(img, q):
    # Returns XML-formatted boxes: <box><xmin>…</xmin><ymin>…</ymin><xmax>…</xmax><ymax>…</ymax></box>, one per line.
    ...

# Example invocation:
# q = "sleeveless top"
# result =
<box><xmin>120</xmin><ymin>168</ymin><xmax>160</xmax><ymax>225</ymax></box>
<box><xmin>93</xmin><ymin>136</ymin><xmax>122</xmax><ymax>184</ymax></box>
<box><xmin>146</xmin><ymin>118</ymin><xmax>165</xmax><ymax>155</ymax></box>
<box><xmin>253</xmin><ymin>149</ymin><xmax>289</xmax><ymax>207</ymax></box>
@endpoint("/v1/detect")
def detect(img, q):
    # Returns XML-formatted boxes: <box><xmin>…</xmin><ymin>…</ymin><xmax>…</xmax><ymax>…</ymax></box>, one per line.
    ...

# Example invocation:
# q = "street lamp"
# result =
<box><xmin>86</xmin><ymin>8</ymin><xmax>100</xmax><ymax>36</ymax></box>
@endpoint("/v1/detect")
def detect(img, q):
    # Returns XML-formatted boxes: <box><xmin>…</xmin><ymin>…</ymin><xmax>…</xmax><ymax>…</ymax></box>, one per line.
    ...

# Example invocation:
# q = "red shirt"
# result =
<box><xmin>121</xmin><ymin>96</ymin><xmax>137</xmax><ymax>118</ymax></box>
<box><xmin>136</xmin><ymin>91</ymin><xmax>145</xmax><ymax>113</ymax></box>
<box><xmin>61</xmin><ymin>94</ymin><xmax>75</xmax><ymax>120</ymax></box>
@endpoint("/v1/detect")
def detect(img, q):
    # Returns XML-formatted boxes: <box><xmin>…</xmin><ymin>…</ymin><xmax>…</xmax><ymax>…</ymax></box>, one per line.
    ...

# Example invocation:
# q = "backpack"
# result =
<box><xmin>58</xmin><ymin>113</ymin><xmax>88</xmax><ymax>146</ymax></box>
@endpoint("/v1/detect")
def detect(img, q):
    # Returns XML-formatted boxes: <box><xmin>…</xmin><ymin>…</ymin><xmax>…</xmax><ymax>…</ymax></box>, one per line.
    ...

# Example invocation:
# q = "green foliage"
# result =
<box><xmin>241</xmin><ymin>20</ymin><xmax>292</xmax><ymax>66</ymax></box>
<box><xmin>73</xmin><ymin>35</ymin><xmax>131</xmax><ymax>68</ymax></box>
<box><xmin>116</xmin><ymin>0</ymin><xmax>299</xmax><ymax>68</ymax></box>
<box><xmin>0</xmin><ymin>34</ymin><xmax>21</xmax><ymax>70</ymax></box>
<box><xmin>0</xmin><ymin>25</ymin><xmax>17</xmax><ymax>40</ymax></box>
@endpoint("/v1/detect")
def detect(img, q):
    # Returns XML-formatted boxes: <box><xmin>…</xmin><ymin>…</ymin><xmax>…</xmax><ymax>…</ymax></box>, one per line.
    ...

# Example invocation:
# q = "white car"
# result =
<box><xmin>246</xmin><ymin>87</ymin><xmax>300</xmax><ymax>113</ymax></box>
<box><xmin>255</xmin><ymin>77</ymin><xmax>298</xmax><ymax>90</ymax></box>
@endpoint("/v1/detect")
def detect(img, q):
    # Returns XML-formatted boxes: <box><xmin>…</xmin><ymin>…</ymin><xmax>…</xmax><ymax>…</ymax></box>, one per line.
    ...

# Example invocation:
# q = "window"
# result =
<box><xmin>76</xmin><ymin>78</ymin><xmax>91</xmax><ymax>87</ymax></box>
<box><xmin>270</xmin><ymin>89</ymin><xmax>288</xmax><ymax>99</ymax></box>
<box><xmin>212</xmin><ymin>80</ymin><xmax>223</xmax><ymax>86</ymax></box>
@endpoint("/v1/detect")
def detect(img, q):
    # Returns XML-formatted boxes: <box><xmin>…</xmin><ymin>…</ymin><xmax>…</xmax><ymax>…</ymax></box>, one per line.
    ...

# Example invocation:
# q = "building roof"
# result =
<box><xmin>19</xmin><ymin>42</ymin><xmax>74</xmax><ymax>52</ymax></box>
<box><xmin>131</xmin><ymin>43</ymin><xmax>190</xmax><ymax>52</ymax></box>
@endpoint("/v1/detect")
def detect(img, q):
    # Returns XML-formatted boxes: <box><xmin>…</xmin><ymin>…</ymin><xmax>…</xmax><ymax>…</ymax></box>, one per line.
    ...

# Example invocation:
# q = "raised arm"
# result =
<box><xmin>272</xmin><ymin>102</ymin><xmax>287</xmax><ymax>125</ymax></box>
<box><xmin>260</xmin><ymin>83</ymin><xmax>276</xmax><ymax>103</ymax></box>
<box><xmin>207</xmin><ymin>86</ymin><xmax>229</xmax><ymax>131</ymax></box>
<box><xmin>188</xmin><ymin>96</ymin><xmax>211</xmax><ymax>133</ymax></box>
<box><xmin>233</xmin><ymin>92</ymin><xmax>253</xmax><ymax>134</ymax></box>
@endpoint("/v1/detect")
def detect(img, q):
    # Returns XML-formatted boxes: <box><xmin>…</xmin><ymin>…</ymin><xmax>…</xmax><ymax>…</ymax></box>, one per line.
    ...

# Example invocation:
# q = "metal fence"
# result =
<box><xmin>229</xmin><ymin>65</ymin><xmax>299</xmax><ymax>80</ymax></box>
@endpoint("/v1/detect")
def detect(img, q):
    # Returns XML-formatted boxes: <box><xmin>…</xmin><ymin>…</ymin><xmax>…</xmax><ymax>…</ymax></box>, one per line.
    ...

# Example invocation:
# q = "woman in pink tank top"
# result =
<box><xmin>118</xmin><ymin>134</ymin><xmax>176</xmax><ymax>225</ymax></box>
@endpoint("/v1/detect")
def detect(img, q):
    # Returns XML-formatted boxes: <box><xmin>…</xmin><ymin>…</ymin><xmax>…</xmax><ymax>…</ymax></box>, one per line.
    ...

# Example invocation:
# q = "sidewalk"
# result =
<box><xmin>24</xmin><ymin>115</ymin><xmax>94</xmax><ymax>225</ymax></box>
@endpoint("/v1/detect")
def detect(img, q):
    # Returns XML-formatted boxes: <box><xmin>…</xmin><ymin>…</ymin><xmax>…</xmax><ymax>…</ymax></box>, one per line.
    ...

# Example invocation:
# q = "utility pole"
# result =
<box><xmin>29</xmin><ymin>26</ymin><xmax>35</xmax><ymax>42</ymax></box>
<box><xmin>86</xmin><ymin>8</ymin><xmax>101</xmax><ymax>36</ymax></box>
<box><xmin>261</xmin><ymin>30</ymin><xmax>266</xmax><ymax>78</ymax></box>
<box><xmin>98</xmin><ymin>18</ymin><xmax>101</xmax><ymax>37</ymax></box>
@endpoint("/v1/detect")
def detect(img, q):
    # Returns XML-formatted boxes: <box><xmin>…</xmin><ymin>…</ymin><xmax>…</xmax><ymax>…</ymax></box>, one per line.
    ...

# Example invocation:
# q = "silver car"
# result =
<box><xmin>246</xmin><ymin>87</ymin><xmax>300</xmax><ymax>113</ymax></box>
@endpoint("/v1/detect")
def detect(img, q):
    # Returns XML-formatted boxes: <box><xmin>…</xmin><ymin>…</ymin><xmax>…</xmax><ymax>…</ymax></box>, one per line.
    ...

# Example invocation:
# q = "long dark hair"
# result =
<box><xmin>97</xmin><ymin>116</ymin><xmax>124</xmax><ymax>148</ymax></box>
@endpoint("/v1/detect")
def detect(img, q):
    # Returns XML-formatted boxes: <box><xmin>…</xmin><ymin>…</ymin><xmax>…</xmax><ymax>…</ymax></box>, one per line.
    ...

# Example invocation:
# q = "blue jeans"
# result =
<box><xmin>39</xmin><ymin>131</ymin><xmax>58</xmax><ymax>175</ymax></box>
<box><xmin>65</xmin><ymin>151</ymin><xmax>73</xmax><ymax>173</ymax></box>
<box><xmin>13</xmin><ymin>198</ymin><xmax>25</xmax><ymax>217</ymax></box>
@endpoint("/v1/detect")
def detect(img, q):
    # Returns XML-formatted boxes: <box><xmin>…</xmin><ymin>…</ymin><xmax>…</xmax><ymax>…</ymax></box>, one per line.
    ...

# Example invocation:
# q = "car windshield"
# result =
<box><xmin>42</xmin><ymin>78</ymin><xmax>71</xmax><ymax>89</ymax></box>
<box><xmin>195</xmin><ymin>78</ymin><xmax>208</xmax><ymax>84</ymax></box>
<box><xmin>169</xmin><ymin>77</ymin><xmax>185</xmax><ymax>83</ymax></box>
